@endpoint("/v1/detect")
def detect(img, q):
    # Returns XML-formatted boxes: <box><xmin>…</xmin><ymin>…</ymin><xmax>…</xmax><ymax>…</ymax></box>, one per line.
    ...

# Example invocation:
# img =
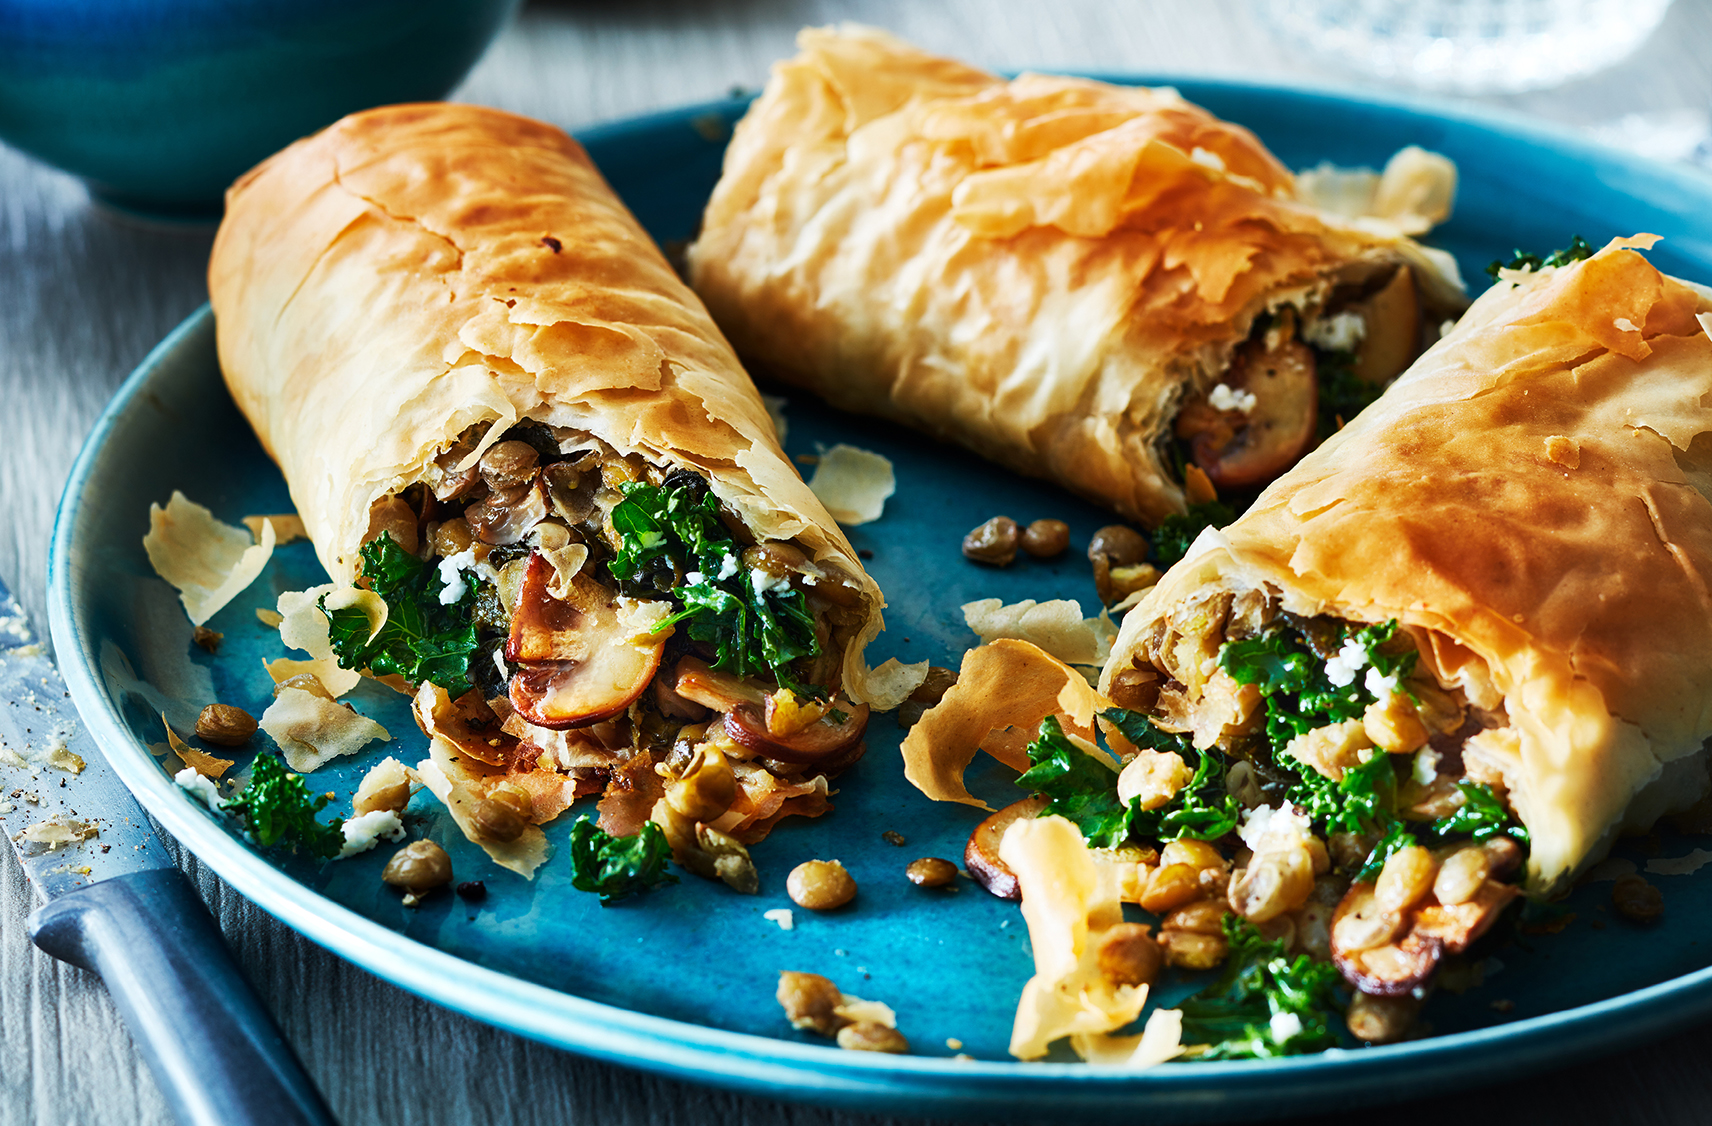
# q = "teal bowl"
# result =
<box><xmin>0</xmin><ymin>0</ymin><xmax>519</xmax><ymax>219</ymax></box>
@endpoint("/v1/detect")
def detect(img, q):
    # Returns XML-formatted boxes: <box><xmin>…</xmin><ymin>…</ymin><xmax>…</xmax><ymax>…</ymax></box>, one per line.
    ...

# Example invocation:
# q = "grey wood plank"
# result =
<box><xmin>4</xmin><ymin>3</ymin><xmax>1712</xmax><ymax>1125</ymax></box>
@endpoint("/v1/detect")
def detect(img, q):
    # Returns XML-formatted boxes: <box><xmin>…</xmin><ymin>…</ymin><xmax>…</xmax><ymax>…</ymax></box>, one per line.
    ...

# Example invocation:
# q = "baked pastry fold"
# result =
<box><xmin>1100</xmin><ymin>238</ymin><xmax>1712</xmax><ymax>891</ymax></box>
<box><xmin>210</xmin><ymin>104</ymin><xmax>918</xmax><ymax>870</ymax></box>
<box><xmin>688</xmin><ymin>25</ymin><xmax>1466</xmax><ymax>525</ymax></box>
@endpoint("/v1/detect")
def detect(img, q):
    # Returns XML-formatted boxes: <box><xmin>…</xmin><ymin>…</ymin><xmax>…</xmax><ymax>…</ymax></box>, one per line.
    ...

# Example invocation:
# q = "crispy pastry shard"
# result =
<box><xmin>1001</xmin><ymin>814</ymin><xmax>1182</xmax><ymax>1063</ymax></box>
<box><xmin>143</xmin><ymin>492</ymin><xmax>275</xmax><ymax>626</ymax></box>
<box><xmin>901</xmin><ymin>639</ymin><xmax>1107</xmax><ymax>808</ymax></box>
<box><xmin>258</xmin><ymin>688</ymin><xmax>390</xmax><ymax>773</ymax></box>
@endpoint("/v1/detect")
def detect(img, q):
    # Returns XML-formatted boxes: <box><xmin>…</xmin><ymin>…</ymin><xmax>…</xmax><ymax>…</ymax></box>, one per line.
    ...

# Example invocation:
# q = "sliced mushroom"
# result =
<box><xmin>1195</xmin><ymin>337</ymin><xmax>1317</xmax><ymax>489</ymax></box>
<box><xmin>965</xmin><ymin>795</ymin><xmax>1050</xmax><ymax>900</ymax></box>
<box><xmin>1411</xmin><ymin>880</ymin><xmax>1520</xmax><ymax>954</ymax></box>
<box><xmin>725</xmin><ymin>700</ymin><xmax>869</xmax><ymax>764</ymax></box>
<box><xmin>1351</xmin><ymin>265</ymin><xmax>1419</xmax><ymax>385</ymax></box>
<box><xmin>1337</xmin><ymin>930</ymin><xmax>1443</xmax><ymax>997</ymax></box>
<box><xmin>671</xmin><ymin>655</ymin><xmax>766</xmax><ymax>713</ymax></box>
<box><xmin>505</xmin><ymin>561</ymin><xmax>669</xmax><ymax>728</ymax></box>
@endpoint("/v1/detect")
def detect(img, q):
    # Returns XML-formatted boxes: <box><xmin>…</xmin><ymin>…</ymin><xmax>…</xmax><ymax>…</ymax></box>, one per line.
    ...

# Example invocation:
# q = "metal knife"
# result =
<box><xmin>0</xmin><ymin>576</ymin><xmax>336</xmax><ymax>1126</ymax></box>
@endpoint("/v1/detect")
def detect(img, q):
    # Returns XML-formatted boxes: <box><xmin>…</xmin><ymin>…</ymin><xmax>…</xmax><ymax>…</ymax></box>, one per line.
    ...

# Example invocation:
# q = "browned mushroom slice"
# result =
<box><xmin>672</xmin><ymin>655</ymin><xmax>766</xmax><ymax>713</ymax></box>
<box><xmin>1351</xmin><ymin>265</ymin><xmax>1420</xmax><ymax>385</ymax></box>
<box><xmin>964</xmin><ymin>795</ymin><xmax>1050</xmax><ymax>900</ymax></box>
<box><xmin>1337</xmin><ymin>931</ymin><xmax>1442</xmax><ymax>997</ymax></box>
<box><xmin>725</xmin><ymin>701</ymin><xmax>870</xmax><ymax>764</ymax></box>
<box><xmin>504</xmin><ymin>557</ymin><xmax>669</xmax><ymax>728</ymax></box>
<box><xmin>1190</xmin><ymin>336</ymin><xmax>1318</xmax><ymax>489</ymax></box>
<box><xmin>1412</xmin><ymin>880</ymin><xmax>1521</xmax><ymax>954</ymax></box>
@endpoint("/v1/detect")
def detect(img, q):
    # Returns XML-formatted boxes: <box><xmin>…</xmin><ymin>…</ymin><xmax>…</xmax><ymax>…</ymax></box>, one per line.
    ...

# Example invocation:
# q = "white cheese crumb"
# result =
<box><xmin>763</xmin><ymin>907</ymin><xmax>794</xmax><ymax>931</ymax></box>
<box><xmin>1439</xmin><ymin>319</ymin><xmax>1457</xmax><ymax>339</ymax></box>
<box><xmin>337</xmin><ymin>809</ymin><xmax>406</xmax><ymax>859</ymax></box>
<box><xmin>1269</xmin><ymin>1011</ymin><xmax>1304</xmax><ymax>1041</ymax></box>
<box><xmin>1323</xmin><ymin>638</ymin><xmax>1369</xmax><ymax>687</ymax></box>
<box><xmin>1303</xmin><ymin>310</ymin><xmax>1368</xmax><ymax>353</ymax></box>
<box><xmin>1614</xmin><ymin>317</ymin><xmax>1639</xmax><ymax>332</ymax></box>
<box><xmin>1411</xmin><ymin>746</ymin><xmax>1441</xmax><ymax>786</ymax></box>
<box><xmin>438</xmin><ymin>547</ymin><xmax>478</xmax><ymax>605</ymax></box>
<box><xmin>1364</xmin><ymin>665</ymin><xmax>1399</xmax><ymax>698</ymax></box>
<box><xmin>1208</xmin><ymin>383</ymin><xmax>1258</xmax><ymax>413</ymax></box>
<box><xmin>716</xmin><ymin>553</ymin><xmax>739</xmax><ymax>581</ymax></box>
<box><xmin>174</xmin><ymin>766</ymin><xmax>222</xmax><ymax>811</ymax></box>
<box><xmin>750</xmin><ymin>568</ymin><xmax>792</xmax><ymax>596</ymax></box>
<box><xmin>1240</xmin><ymin>803</ymin><xmax>1314</xmax><ymax>853</ymax></box>
<box><xmin>684</xmin><ymin>571</ymin><xmax>705</xmax><ymax>586</ymax></box>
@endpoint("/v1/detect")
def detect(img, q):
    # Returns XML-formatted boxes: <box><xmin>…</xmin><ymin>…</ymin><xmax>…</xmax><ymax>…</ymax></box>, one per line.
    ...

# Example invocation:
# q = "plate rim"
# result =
<box><xmin>45</xmin><ymin>78</ymin><xmax>1712</xmax><ymax>1118</ymax></box>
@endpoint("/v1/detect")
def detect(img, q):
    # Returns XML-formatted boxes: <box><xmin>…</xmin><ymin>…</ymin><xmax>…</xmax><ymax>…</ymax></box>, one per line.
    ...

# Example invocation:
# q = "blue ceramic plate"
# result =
<box><xmin>47</xmin><ymin>81</ymin><xmax>1712</xmax><ymax>1122</ymax></box>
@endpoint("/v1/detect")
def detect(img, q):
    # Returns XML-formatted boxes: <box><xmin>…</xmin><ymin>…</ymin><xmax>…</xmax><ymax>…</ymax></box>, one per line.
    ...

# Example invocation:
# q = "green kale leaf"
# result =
<box><xmin>323</xmin><ymin>533</ymin><xmax>480</xmax><ymax>694</ymax></box>
<box><xmin>1016</xmin><ymin>715</ymin><xmax>1132</xmax><ymax>848</ymax></box>
<box><xmin>1314</xmin><ymin>347</ymin><xmax>1385</xmax><ymax>440</ymax></box>
<box><xmin>221</xmin><ymin>753</ymin><xmax>345</xmax><ymax>860</ymax></box>
<box><xmin>568</xmin><ymin>817</ymin><xmax>679</xmax><ymax>905</ymax></box>
<box><xmin>1178</xmin><ymin>915</ymin><xmax>1344</xmax><ymax>1059</ymax></box>
<box><xmin>1484</xmin><ymin>235</ymin><xmax>1594</xmax><ymax>282</ymax></box>
<box><xmin>608</xmin><ymin>479</ymin><xmax>821</xmax><ymax>690</ymax></box>
<box><xmin>1154</xmin><ymin>501</ymin><xmax>1237</xmax><ymax>568</ymax></box>
<box><xmin>1431</xmin><ymin>782</ymin><xmax>1529</xmax><ymax>845</ymax></box>
<box><xmin>1103</xmin><ymin>709</ymin><xmax>1241</xmax><ymax>842</ymax></box>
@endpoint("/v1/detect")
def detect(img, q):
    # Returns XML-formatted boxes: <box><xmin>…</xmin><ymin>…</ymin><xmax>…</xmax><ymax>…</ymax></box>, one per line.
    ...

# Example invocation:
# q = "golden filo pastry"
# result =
<box><xmin>688</xmin><ymin>25</ymin><xmax>1468</xmax><ymax>526</ymax></box>
<box><xmin>1100</xmin><ymin>237</ymin><xmax>1712</xmax><ymax>897</ymax></box>
<box><xmin>209</xmin><ymin>103</ymin><xmax>923</xmax><ymax>871</ymax></box>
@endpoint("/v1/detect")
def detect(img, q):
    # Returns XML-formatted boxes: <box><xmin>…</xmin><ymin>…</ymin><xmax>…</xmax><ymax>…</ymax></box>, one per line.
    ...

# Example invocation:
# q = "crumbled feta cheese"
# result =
<box><xmin>1208</xmin><ymin>383</ymin><xmax>1258</xmax><ymax>413</ymax></box>
<box><xmin>337</xmin><ymin>809</ymin><xmax>406</xmax><ymax>859</ymax></box>
<box><xmin>1303</xmin><ymin>310</ymin><xmax>1368</xmax><ymax>353</ymax></box>
<box><xmin>438</xmin><ymin>547</ymin><xmax>478</xmax><ymax>605</ymax></box>
<box><xmin>763</xmin><ymin>907</ymin><xmax>795</xmax><ymax>931</ymax></box>
<box><xmin>751</xmin><ymin>568</ymin><xmax>792</xmax><ymax>596</ymax></box>
<box><xmin>684</xmin><ymin>571</ymin><xmax>705</xmax><ymax>586</ymax></box>
<box><xmin>1239</xmin><ymin>803</ymin><xmax>1314</xmax><ymax>853</ymax></box>
<box><xmin>1269</xmin><ymin>1011</ymin><xmax>1304</xmax><ymax>1041</ymax></box>
<box><xmin>716</xmin><ymin>553</ymin><xmax>739</xmax><ymax>581</ymax></box>
<box><xmin>1324</xmin><ymin>638</ymin><xmax>1369</xmax><ymax>687</ymax></box>
<box><xmin>1412</xmin><ymin>746</ymin><xmax>1441</xmax><ymax>786</ymax></box>
<box><xmin>174</xmin><ymin>766</ymin><xmax>222</xmax><ymax>811</ymax></box>
<box><xmin>1365</xmin><ymin>665</ymin><xmax>1399</xmax><ymax>698</ymax></box>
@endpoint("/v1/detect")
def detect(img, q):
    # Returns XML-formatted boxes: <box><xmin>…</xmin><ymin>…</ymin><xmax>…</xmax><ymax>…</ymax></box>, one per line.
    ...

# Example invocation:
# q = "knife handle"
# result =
<box><xmin>29</xmin><ymin>867</ymin><xmax>337</xmax><ymax>1126</ymax></box>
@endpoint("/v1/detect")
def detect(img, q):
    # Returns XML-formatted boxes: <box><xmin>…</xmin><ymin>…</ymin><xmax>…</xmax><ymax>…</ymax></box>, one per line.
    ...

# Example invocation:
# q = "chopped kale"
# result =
<box><xmin>1431</xmin><ymin>782</ymin><xmax>1529</xmax><ymax>845</ymax></box>
<box><xmin>221</xmin><ymin>753</ymin><xmax>344</xmax><ymax>860</ymax></box>
<box><xmin>1484</xmin><ymin>235</ymin><xmax>1594</xmax><ymax>282</ymax></box>
<box><xmin>608</xmin><ymin>479</ymin><xmax>821</xmax><ymax>690</ymax></box>
<box><xmin>323</xmin><ymin>533</ymin><xmax>480</xmax><ymax>694</ymax></box>
<box><xmin>568</xmin><ymin>818</ymin><xmax>678</xmax><ymax>905</ymax></box>
<box><xmin>1178</xmin><ymin>915</ymin><xmax>1344</xmax><ymax>1059</ymax></box>
<box><xmin>1016</xmin><ymin>715</ymin><xmax>1131</xmax><ymax>848</ymax></box>
<box><xmin>1154</xmin><ymin>501</ymin><xmax>1237</xmax><ymax>568</ymax></box>
<box><xmin>1219</xmin><ymin>619</ymin><xmax>1415</xmax><ymax>753</ymax></box>
<box><xmin>1016</xmin><ymin>712</ymin><xmax>1240</xmax><ymax>848</ymax></box>
<box><xmin>1313</xmin><ymin>347</ymin><xmax>1384</xmax><ymax>440</ymax></box>
<box><xmin>1219</xmin><ymin>619</ymin><xmax>1416</xmax><ymax>850</ymax></box>
<box><xmin>1103</xmin><ymin>709</ymin><xmax>1241</xmax><ymax>843</ymax></box>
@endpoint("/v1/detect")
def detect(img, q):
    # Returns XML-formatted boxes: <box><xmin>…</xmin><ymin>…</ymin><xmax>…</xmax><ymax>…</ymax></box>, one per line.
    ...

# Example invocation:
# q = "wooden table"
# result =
<box><xmin>4</xmin><ymin>3</ymin><xmax>1711</xmax><ymax>1123</ymax></box>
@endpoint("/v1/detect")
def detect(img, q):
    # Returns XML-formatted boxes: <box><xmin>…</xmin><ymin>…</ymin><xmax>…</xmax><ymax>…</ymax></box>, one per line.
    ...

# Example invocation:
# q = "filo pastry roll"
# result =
<box><xmin>1100</xmin><ymin>238</ymin><xmax>1712</xmax><ymax>897</ymax></box>
<box><xmin>688</xmin><ymin>25</ymin><xmax>1467</xmax><ymax>526</ymax></box>
<box><xmin>209</xmin><ymin>104</ymin><xmax>922</xmax><ymax>869</ymax></box>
